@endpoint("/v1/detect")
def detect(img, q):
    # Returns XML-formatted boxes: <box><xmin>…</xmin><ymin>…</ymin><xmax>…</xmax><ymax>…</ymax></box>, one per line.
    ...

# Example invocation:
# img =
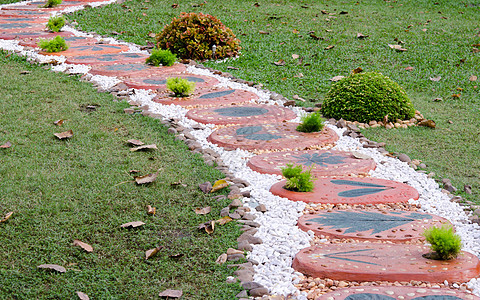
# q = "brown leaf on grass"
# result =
<box><xmin>293</xmin><ymin>95</ymin><xmax>306</xmax><ymax>102</ymax></box>
<box><xmin>205</xmin><ymin>220</ymin><xmax>215</xmax><ymax>234</ymax></box>
<box><xmin>129</xmin><ymin>169</ymin><xmax>140</xmax><ymax>174</ymax></box>
<box><xmin>171</xmin><ymin>3</ymin><xmax>178</xmax><ymax>8</ymax></box>
<box><xmin>273</xmin><ymin>59</ymin><xmax>286</xmax><ymax>66</ymax></box>
<box><xmin>451</xmin><ymin>94</ymin><xmax>461</xmax><ymax>98</ymax></box>
<box><xmin>73</xmin><ymin>240</ymin><xmax>93</xmax><ymax>253</ymax></box>
<box><xmin>418</xmin><ymin>119</ymin><xmax>436</xmax><ymax>128</ymax></box>
<box><xmin>253</xmin><ymin>2</ymin><xmax>260</xmax><ymax>7</ymax></box>
<box><xmin>291</xmin><ymin>54</ymin><xmax>300</xmax><ymax>59</ymax></box>
<box><xmin>127</xmin><ymin>139</ymin><xmax>144</xmax><ymax>146</ymax></box>
<box><xmin>159</xmin><ymin>289</ymin><xmax>182</xmax><ymax>298</ymax></box>
<box><xmin>135</xmin><ymin>172</ymin><xmax>158</xmax><ymax>185</ymax></box>
<box><xmin>258</xmin><ymin>30</ymin><xmax>269</xmax><ymax>34</ymax></box>
<box><xmin>356</xmin><ymin>33</ymin><xmax>368</xmax><ymax>39</ymax></box>
<box><xmin>294</xmin><ymin>73</ymin><xmax>304</xmax><ymax>78</ymax></box>
<box><xmin>169</xmin><ymin>253</ymin><xmax>184</xmax><ymax>259</ymax></box>
<box><xmin>309</xmin><ymin>33</ymin><xmax>323</xmax><ymax>40</ymax></box>
<box><xmin>145</xmin><ymin>246</ymin><xmax>163</xmax><ymax>259</ymax></box>
<box><xmin>388</xmin><ymin>44</ymin><xmax>407</xmax><ymax>51</ymax></box>
<box><xmin>469</xmin><ymin>75</ymin><xmax>478</xmax><ymax>81</ymax></box>
<box><xmin>227</xmin><ymin>66</ymin><xmax>239</xmax><ymax>70</ymax></box>
<box><xmin>351</xmin><ymin>67</ymin><xmax>363</xmax><ymax>74</ymax></box>
<box><xmin>194</xmin><ymin>206</ymin><xmax>211</xmax><ymax>215</ymax></box>
<box><xmin>76</xmin><ymin>291</ymin><xmax>90</xmax><ymax>300</ymax></box>
<box><xmin>339</xmin><ymin>11</ymin><xmax>348</xmax><ymax>15</ymax></box>
<box><xmin>130</xmin><ymin>144</ymin><xmax>157</xmax><ymax>152</ymax></box>
<box><xmin>0</xmin><ymin>212</ymin><xmax>13</xmax><ymax>223</ymax></box>
<box><xmin>421</xmin><ymin>28</ymin><xmax>428</xmax><ymax>32</ymax></box>
<box><xmin>38</xmin><ymin>264</ymin><xmax>66</xmax><ymax>273</ymax></box>
<box><xmin>147</xmin><ymin>31</ymin><xmax>156</xmax><ymax>38</ymax></box>
<box><xmin>324</xmin><ymin>45</ymin><xmax>335</xmax><ymax>50</ymax></box>
<box><xmin>473</xmin><ymin>43</ymin><xmax>480</xmax><ymax>47</ymax></box>
<box><xmin>54</xmin><ymin>130</ymin><xmax>73</xmax><ymax>139</ymax></box>
<box><xmin>472</xmin><ymin>48</ymin><xmax>479</xmax><ymax>53</ymax></box>
<box><xmin>215</xmin><ymin>253</ymin><xmax>227</xmax><ymax>264</ymax></box>
<box><xmin>321</xmin><ymin>10</ymin><xmax>328</xmax><ymax>14</ymax></box>
<box><xmin>147</xmin><ymin>205</ymin><xmax>156</xmax><ymax>215</ymax></box>
<box><xmin>211</xmin><ymin>179</ymin><xmax>229</xmax><ymax>193</ymax></box>
<box><xmin>330</xmin><ymin>75</ymin><xmax>345</xmax><ymax>82</ymax></box>
<box><xmin>171</xmin><ymin>181</ymin><xmax>187</xmax><ymax>188</ymax></box>
<box><xmin>292</xmin><ymin>29</ymin><xmax>299</xmax><ymax>34</ymax></box>
<box><xmin>53</xmin><ymin>119</ymin><xmax>64</xmax><ymax>126</ymax></box>
<box><xmin>433</xmin><ymin>98</ymin><xmax>443</xmax><ymax>102</ymax></box>
<box><xmin>429</xmin><ymin>76</ymin><xmax>441</xmax><ymax>82</ymax></box>
<box><xmin>216</xmin><ymin>216</ymin><xmax>233</xmax><ymax>225</ymax></box>
<box><xmin>405</xmin><ymin>66</ymin><xmax>414</xmax><ymax>71</ymax></box>
<box><xmin>120</xmin><ymin>221</ymin><xmax>145</xmax><ymax>228</ymax></box>
<box><xmin>0</xmin><ymin>141</ymin><xmax>12</xmax><ymax>148</ymax></box>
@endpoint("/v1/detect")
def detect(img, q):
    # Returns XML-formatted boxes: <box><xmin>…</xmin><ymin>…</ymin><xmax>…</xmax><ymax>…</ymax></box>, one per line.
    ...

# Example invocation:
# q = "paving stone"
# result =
<box><xmin>298</xmin><ymin>209</ymin><xmax>450</xmax><ymax>242</ymax></box>
<box><xmin>0</xmin><ymin>30</ymin><xmax>73</xmax><ymax>40</ymax></box>
<box><xmin>19</xmin><ymin>35</ymin><xmax>98</xmax><ymax>48</ymax></box>
<box><xmin>208</xmin><ymin>123</ymin><xmax>339</xmax><ymax>151</ymax></box>
<box><xmin>0</xmin><ymin>22</ymin><xmax>45</xmax><ymax>32</ymax></box>
<box><xmin>316</xmin><ymin>285</ymin><xmax>480</xmax><ymax>300</ymax></box>
<box><xmin>292</xmin><ymin>243</ymin><xmax>480</xmax><ymax>283</ymax></box>
<box><xmin>65</xmin><ymin>52</ymin><xmax>149</xmax><ymax>65</ymax></box>
<box><xmin>270</xmin><ymin>177</ymin><xmax>419</xmax><ymax>205</ymax></box>
<box><xmin>153</xmin><ymin>88</ymin><xmax>258</xmax><ymax>108</ymax></box>
<box><xmin>40</xmin><ymin>44</ymin><xmax>129</xmax><ymax>56</ymax></box>
<box><xmin>247</xmin><ymin>149</ymin><xmax>376</xmax><ymax>177</ymax></box>
<box><xmin>0</xmin><ymin>17</ymin><xmax>48</xmax><ymax>23</ymax></box>
<box><xmin>124</xmin><ymin>73</ymin><xmax>218</xmax><ymax>90</ymax></box>
<box><xmin>0</xmin><ymin>10</ymin><xmax>50</xmax><ymax>18</ymax></box>
<box><xmin>185</xmin><ymin>104</ymin><xmax>296</xmax><ymax>125</ymax></box>
<box><xmin>89</xmin><ymin>62</ymin><xmax>186</xmax><ymax>77</ymax></box>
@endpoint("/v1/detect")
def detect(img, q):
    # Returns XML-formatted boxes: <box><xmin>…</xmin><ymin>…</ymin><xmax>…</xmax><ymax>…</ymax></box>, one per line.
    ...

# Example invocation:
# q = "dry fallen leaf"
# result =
<box><xmin>469</xmin><ymin>75</ymin><xmax>478</xmax><ymax>81</ymax></box>
<box><xmin>54</xmin><ymin>119</ymin><xmax>64</xmax><ymax>126</ymax></box>
<box><xmin>273</xmin><ymin>59</ymin><xmax>286</xmax><ymax>66</ymax></box>
<box><xmin>293</xmin><ymin>95</ymin><xmax>306</xmax><ymax>102</ymax></box>
<box><xmin>147</xmin><ymin>32</ymin><xmax>156</xmax><ymax>38</ymax></box>
<box><xmin>171</xmin><ymin>3</ymin><xmax>178</xmax><ymax>8</ymax></box>
<box><xmin>352</xmin><ymin>67</ymin><xmax>363</xmax><ymax>74</ymax></box>
<box><xmin>216</xmin><ymin>216</ymin><xmax>233</xmax><ymax>225</ymax></box>
<box><xmin>127</xmin><ymin>139</ymin><xmax>145</xmax><ymax>146</ymax></box>
<box><xmin>388</xmin><ymin>44</ymin><xmax>407</xmax><ymax>51</ymax></box>
<box><xmin>145</xmin><ymin>246</ymin><xmax>163</xmax><ymax>259</ymax></box>
<box><xmin>147</xmin><ymin>205</ymin><xmax>156</xmax><ymax>215</ymax></box>
<box><xmin>429</xmin><ymin>76</ymin><xmax>441</xmax><ymax>82</ymax></box>
<box><xmin>38</xmin><ymin>264</ymin><xmax>66</xmax><ymax>273</ymax></box>
<box><xmin>291</xmin><ymin>54</ymin><xmax>300</xmax><ymax>59</ymax></box>
<box><xmin>418</xmin><ymin>119</ymin><xmax>436</xmax><ymax>128</ymax></box>
<box><xmin>472</xmin><ymin>48</ymin><xmax>479</xmax><ymax>53</ymax></box>
<box><xmin>258</xmin><ymin>30</ymin><xmax>269</xmax><ymax>34</ymax></box>
<box><xmin>194</xmin><ymin>206</ymin><xmax>211</xmax><ymax>215</ymax></box>
<box><xmin>356</xmin><ymin>32</ymin><xmax>368</xmax><ymax>39</ymax></box>
<box><xmin>205</xmin><ymin>220</ymin><xmax>215</xmax><ymax>234</ymax></box>
<box><xmin>309</xmin><ymin>33</ymin><xmax>323</xmax><ymax>40</ymax></box>
<box><xmin>135</xmin><ymin>172</ymin><xmax>158</xmax><ymax>185</ymax></box>
<box><xmin>294</xmin><ymin>73</ymin><xmax>304</xmax><ymax>78</ymax></box>
<box><xmin>54</xmin><ymin>130</ymin><xmax>73</xmax><ymax>140</ymax></box>
<box><xmin>451</xmin><ymin>94</ymin><xmax>461</xmax><ymax>98</ymax></box>
<box><xmin>0</xmin><ymin>141</ymin><xmax>12</xmax><ymax>149</ymax></box>
<box><xmin>405</xmin><ymin>66</ymin><xmax>414</xmax><ymax>71</ymax></box>
<box><xmin>76</xmin><ymin>291</ymin><xmax>90</xmax><ymax>300</ymax></box>
<box><xmin>215</xmin><ymin>253</ymin><xmax>227</xmax><ymax>264</ymax></box>
<box><xmin>352</xmin><ymin>151</ymin><xmax>372</xmax><ymax>160</ymax></box>
<box><xmin>171</xmin><ymin>181</ymin><xmax>187</xmax><ymax>187</ymax></box>
<box><xmin>0</xmin><ymin>212</ymin><xmax>13</xmax><ymax>223</ymax></box>
<box><xmin>159</xmin><ymin>289</ymin><xmax>182</xmax><ymax>298</ymax></box>
<box><xmin>130</xmin><ymin>144</ymin><xmax>157</xmax><ymax>152</ymax></box>
<box><xmin>330</xmin><ymin>75</ymin><xmax>345</xmax><ymax>82</ymax></box>
<box><xmin>324</xmin><ymin>45</ymin><xmax>335</xmax><ymax>50</ymax></box>
<box><xmin>73</xmin><ymin>240</ymin><xmax>93</xmax><ymax>253</ymax></box>
<box><xmin>211</xmin><ymin>179</ymin><xmax>229</xmax><ymax>193</ymax></box>
<box><xmin>433</xmin><ymin>98</ymin><xmax>443</xmax><ymax>102</ymax></box>
<box><xmin>120</xmin><ymin>221</ymin><xmax>145</xmax><ymax>228</ymax></box>
<box><xmin>169</xmin><ymin>253</ymin><xmax>184</xmax><ymax>259</ymax></box>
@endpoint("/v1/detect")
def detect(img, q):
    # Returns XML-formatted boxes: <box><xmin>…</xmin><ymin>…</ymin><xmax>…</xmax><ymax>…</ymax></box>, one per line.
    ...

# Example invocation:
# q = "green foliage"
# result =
<box><xmin>42</xmin><ymin>0</ymin><xmax>61</xmax><ymax>8</ymax></box>
<box><xmin>281</xmin><ymin>163</ymin><xmax>315</xmax><ymax>192</ymax></box>
<box><xmin>38</xmin><ymin>36</ymin><xmax>69</xmax><ymax>53</ymax></box>
<box><xmin>156</xmin><ymin>12</ymin><xmax>241</xmax><ymax>61</ymax></box>
<box><xmin>297</xmin><ymin>112</ymin><xmax>325</xmax><ymax>133</ymax></box>
<box><xmin>146</xmin><ymin>48</ymin><xmax>176</xmax><ymax>66</ymax></box>
<box><xmin>166</xmin><ymin>77</ymin><xmax>195</xmax><ymax>97</ymax></box>
<box><xmin>321</xmin><ymin>72</ymin><xmax>415</xmax><ymax>123</ymax></box>
<box><xmin>46</xmin><ymin>16</ymin><xmax>65</xmax><ymax>32</ymax></box>
<box><xmin>423</xmin><ymin>225</ymin><xmax>462</xmax><ymax>260</ymax></box>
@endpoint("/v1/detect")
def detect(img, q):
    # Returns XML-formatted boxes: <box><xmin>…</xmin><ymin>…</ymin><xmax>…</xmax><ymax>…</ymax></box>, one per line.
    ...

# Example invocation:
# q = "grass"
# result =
<box><xmin>0</xmin><ymin>51</ymin><xmax>242</xmax><ymax>299</ymax></box>
<box><xmin>68</xmin><ymin>0</ymin><xmax>480</xmax><ymax>203</ymax></box>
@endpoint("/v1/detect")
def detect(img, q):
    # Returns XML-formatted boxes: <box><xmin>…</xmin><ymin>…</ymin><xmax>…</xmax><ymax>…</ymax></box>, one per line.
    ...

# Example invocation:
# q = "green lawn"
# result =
<box><xmin>0</xmin><ymin>52</ymin><xmax>242</xmax><ymax>299</ymax></box>
<box><xmin>68</xmin><ymin>0</ymin><xmax>480</xmax><ymax>202</ymax></box>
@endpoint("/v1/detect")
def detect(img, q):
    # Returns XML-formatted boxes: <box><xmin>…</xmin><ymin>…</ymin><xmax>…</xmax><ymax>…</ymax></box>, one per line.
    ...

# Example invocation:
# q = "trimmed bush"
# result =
<box><xmin>321</xmin><ymin>72</ymin><xmax>415</xmax><ymax>123</ymax></box>
<box><xmin>281</xmin><ymin>163</ymin><xmax>314</xmax><ymax>192</ymax></box>
<box><xmin>38</xmin><ymin>36</ymin><xmax>68</xmax><ymax>53</ymax></box>
<box><xmin>166</xmin><ymin>77</ymin><xmax>195</xmax><ymax>97</ymax></box>
<box><xmin>46</xmin><ymin>16</ymin><xmax>65</xmax><ymax>32</ymax></box>
<box><xmin>146</xmin><ymin>48</ymin><xmax>176</xmax><ymax>67</ymax></box>
<box><xmin>297</xmin><ymin>112</ymin><xmax>325</xmax><ymax>133</ymax></box>
<box><xmin>423</xmin><ymin>225</ymin><xmax>462</xmax><ymax>260</ymax></box>
<box><xmin>156</xmin><ymin>12</ymin><xmax>241</xmax><ymax>61</ymax></box>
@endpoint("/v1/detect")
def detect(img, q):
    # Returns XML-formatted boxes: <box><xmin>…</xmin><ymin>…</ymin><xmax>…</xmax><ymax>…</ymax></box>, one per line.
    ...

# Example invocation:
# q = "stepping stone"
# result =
<box><xmin>297</xmin><ymin>209</ymin><xmax>450</xmax><ymax>242</ymax></box>
<box><xmin>317</xmin><ymin>286</ymin><xmax>480</xmax><ymax>300</ymax></box>
<box><xmin>64</xmin><ymin>52</ymin><xmax>148</xmax><ymax>65</ymax></box>
<box><xmin>0</xmin><ymin>30</ymin><xmax>72</xmax><ymax>41</ymax></box>
<box><xmin>292</xmin><ymin>243</ymin><xmax>480</xmax><ymax>283</ymax></box>
<box><xmin>88</xmin><ymin>63</ymin><xmax>186</xmax><ymax>77</ymax></box>
<box><xmin>0</xmin><ymin>10</ymin><xmax>50</xmax><ymax>18</ymax></box>
<box><xmin>124</xmin><ymin>74</ymin><xmax>219</xmax><ymax>90</ymax></box>
<box><xmin>153</xmin><ymin>88</ymin><xmax>259</xmax><ymax>108</ymax></box>
<box><xmin>0</xmin><ymin>17</ymin><xmax>48</xmax><ymax>23</ymax></box>
<box><xmin>40</xmin><ymin>44</ymin><xmax>130</xmax><ymax>56</ymax></box>
<box><xmin>19</xmin><ymin>36</ymin><xmax>98</xmax><ymax>48</ymax></box>
<box><xmin>185</xmin><ymin>103</ymin><xmax>296</xmax><ymax>125</ymax></box>
<box><xmin>0</xmin><ymin>22</ymin><xmax>45</xmax><ymax>32</ymax></box>
<box><xmin>207</xmin><ymin>123</ymin><xmax>339</xmax><ymax>151</ymax></box>
<box><xmin>247</xmin><ymin>149</ymin><xmax>376</xmax><ymax>177</ymax></box>
<box><xmin>270</xmin><ymin>177</ymin><xmax>419</xmax><ymax>205</ymax></box>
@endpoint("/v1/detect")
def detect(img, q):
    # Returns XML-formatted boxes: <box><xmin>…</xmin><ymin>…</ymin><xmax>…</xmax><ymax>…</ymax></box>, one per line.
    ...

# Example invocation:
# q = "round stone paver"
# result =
<box><xmin>19</xmin><ymin>35</ymin><xmax>98</xmax><ymax>48</ymax></box>
<box><xmin>0</xmin><ymin>10</ymin><xmax>50</xmax><ymax>18</ymax></box>
<box><xmin>185</xmin><ymin>103</ymin><xmax>296</xmax><ymax>125</ymax></box>
<box><xmin>270</xmin><ymin>177</ymin><xmax>419</xmax><ymax>205</ymax></box>
<box><xmin>207</xmin><ymin>123</ymin><xmax>339</xmax><ymax>151</ymax></box>
<box><xmin>123</xmin><ymin>73</ymin><xmax>219</xmax><ymax>90</ymax></box>
<box><xmin>0</xmin><ymin>30</ymin><xmax>72</xmax><ymax>41</ymax></box>
<box><xmin>292</xmin><ymin>243</ymin><xmax>480</xmax><ymax>283</ymax></box>
<box><xmin>153</xmin><ymin>88</ymin><xmax>259</xmax><ymax>108</ymax></box>
<box><xmin>317</xmin><ymin>286</ymin><xmax>480</xmax><ymax>300</ymax></box>
<box><xmin>40</xmin><ymin>44</ymin><xmax>129</xmax><ymax>56</ymax></box>
<box><xmin>64</xmin><ymin>52</ymin><xmax>149</xmax><ymax>65</ymax></box>
<box><xmin>88</xmin><ymin>62</ymin><xmax>186</xmax><ymax>77</ymax></box>
<box><xmin>247</xmin><ymin>149</ymin><xmax>376</xmax><ymax>177</ymax></box>
<box><xmin>0</xmin><ymin>22</ymin><xmax>45</xmax><ymax>32</ymax></box>
<box><xmin>298</xmin><ymin>209</ymin><xmax>450</xmax><ymax>242</ymax></box>
<box><xmin>0</xmin><ymin>17</ymin><xmax>48</xmax><ymax>23</ymax></box>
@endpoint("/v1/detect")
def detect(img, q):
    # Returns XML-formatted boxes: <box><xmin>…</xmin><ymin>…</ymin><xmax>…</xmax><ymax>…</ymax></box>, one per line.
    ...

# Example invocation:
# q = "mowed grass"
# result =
<box><xmin>0</xmin><ymin>52</ymin><xmax>242</xmax><ymax>299</ymax></box>
<box><xmin>68</xmin><ymin>0</ymin><xmax>480</xmax><ymax>202</ymax></box>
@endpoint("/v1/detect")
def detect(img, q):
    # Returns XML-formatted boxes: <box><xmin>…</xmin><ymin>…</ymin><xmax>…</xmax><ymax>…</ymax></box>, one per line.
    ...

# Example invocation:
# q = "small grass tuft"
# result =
<box><xmin>146</xmin><ymin>48</ymin><xmax>176</xmax><ymax>67</ymax></box>
<box><xmin>166</xmin><ymin>77</ymin><xmax>195</xmax><ymax>97</ymax></box>
<box><xmin>423</xmin><ymin>225</ymin><xmax>462</xmax><ymax>260</ymax></box>
<box><xmin>281</xmin><ymin>163</ymin><xmax>315</xmax><ymax>192</ymax></box>
<box><xmin>42</xmin><ymin>0</ymin><xmax>61</xmax><ymax>8</ymax></box>
<box><xmin>296</xmin><ymin>112</ymin><xmax>325</xmax><ymax>133</ymax></box>
<box><xmin>38</xmin><ymin>36</ymin><xmax>68</xmax><ymax>53</ymax></box>
<box><xmin>46</xmin><ymin>16</ymin><xmax>66</xmax><ymax>32</ymax></box>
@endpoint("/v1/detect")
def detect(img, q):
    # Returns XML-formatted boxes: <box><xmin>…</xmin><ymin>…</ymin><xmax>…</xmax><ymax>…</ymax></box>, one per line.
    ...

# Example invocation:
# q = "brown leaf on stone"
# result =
<box><xmin>291</xmin><ymin>54</ymin><xmax>300</xmax><ymax>59</ymax></box>
<box><xmin>37</xmin><ymin>264</ymin><xmax>66</xmax><ymax>273</ymax></box>
<box><xmin>273</xmin><ymin>59</ymin><xmax>286</xmax><ymax>66</ymax></box>
<box><xmin>356</xmin><ymin>33</ymin><xmax>368</xmax><ymax>39</ymax></box>
<box><xmin>120</xmin><ymin>221</ymin><xmax>145</xmax><ymax>228</ymax></box>
<box><xmin>0</xmin><ymin>141</ymin><xmax>12</xmax><ymax>148</ymax></box>
<box><xmin>405</xmin><ymin>66</ymin><xmax>414</xmax><ymax>71</ymax></box>
<box><xmin>194</xmin><ymin>206</ymin><xmax>211</xmax><ymax>215</ymax></box>
<box><xmin>159</xmin><ymin>289</ymin><xmax>182</xmax><ymax>298</ymax></box>
<box><xmin>211</xmin><ymin>179</ymin><xmax>229</xmax><ymax>193</ymax></box>
<box><xmin>54</xmin><ymin>130</ymin><xmax>73</xmax><ymax>139</ymax></box>
<box><xmin>469</xmin><ymin>75</ymin><xmax>478</xmax><ymax>81</ymax></box>
<box><xmin>418</xmin><ymin>119</ymin><xmax>436</xmax><ymax>128</ymax></box>
<box><xmin>258</xmin><ymin>30</ymin><xmax>269</xmax><ymax>35</ymax></box>
<box><xmin>127</xmin><ymin>139</ymin><xmax>145</xmax><ymax>146</ymax></box>
<box><xmin>54</xmin><ymin>119</ymin><xmax>64</xmax><ymax>126</ymax></box>
<box><xmin>429</xmin><ymin>76</ymin><xmax>441</xmax><ymax>82</ymax></box>
<box><xmin>330</xmin><ymin>75</ymin><xmax>345</xmax><ymax>82</ymax></box>
<box><xmin>351</xmin><ymin>67</ymin><xmax>363</xmax><ymax>74</ymax></box>
<box><xmin>216</xmin><ymin>216</ymin><xmax>233</xmax><ymax>225</ymax></box>
<box><xmin>76</xmin><ymin>291</ymin><xmax>90</xmax><ymax>300</ymax></box>
<box><xmin>0</xmin><ymin>212</ymin><xmax>13</xmax><ymax>223</ymax></box>
<box><xmin>73</xmin><ymin>240</ymin><xmax>93</xmax><ymax>253</ymax></box>
<box><xmin>215</xmin><ymin>253</ymin><xmax>227</xmax><ymax>264</ymax></box>
<box><xmin>130</xmin><ymin>144</ymin><xmax>157</xmax><ymax>152</ymax></box>
<box><xmin>147</xmin><ymin>205</ymin><xmax>156</xmax><ymax>215</ymax></box>
<box><xmin>145</xmin><ymin>246</ymin><xmax>163</xmax><ymax>259</ymax></box>
<box><xmin>135</xmin><ymin>171</ymin><xmax>158</xmax><ymax>184</ymax></box>
<box><xmin>324</xmin><ymin>45</ymin><xmax>335</xmax><ymax>50</ymax></box>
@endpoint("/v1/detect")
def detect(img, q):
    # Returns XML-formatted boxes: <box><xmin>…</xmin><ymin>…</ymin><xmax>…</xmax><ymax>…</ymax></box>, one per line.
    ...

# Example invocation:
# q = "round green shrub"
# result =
<box><xmin>146</xmin><ymin>48</ymin><xmax>176</xmax><ymax>67</ymax></box>
<box><xmin>321</xmin><ymin>72</ymin><xmax>415</xmax><ymax>123</ymax></box>
<box><xmin>423</xmin><ymin>225</ymin><xmax>462</xmax><ymax>260</ymax></box>
<box><xmin>156</xmin><ymin>12</ymin><xmax>241</xmax><ymax>61</ymax></box>
<box><xmin>166</xmin><ymin>77</ymin><xmax>195</xmax><ymax>97</ymax></box>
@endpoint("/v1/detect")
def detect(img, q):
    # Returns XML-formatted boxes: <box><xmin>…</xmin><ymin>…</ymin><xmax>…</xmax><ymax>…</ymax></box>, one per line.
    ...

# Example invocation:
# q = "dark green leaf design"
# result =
<box><xmin>244</xmin><ymin>133</ymin><xmax>282</xmax><ymax>141</ymax></box>
<box><xmin>236</xmin><ymin>126</ymin><xmax>262</xmax><ymax>135</ymax></box>
<box><xmin>345</xmin><ymin>294</ymin><xmax>396</xmax><ymax>300</ymax></box>
<box><xmin>331</xmin><ymin>179</ymin><xmax>387</xmax><ymax>188</ymax></box>
<box><xmin>324</xmin><ymin>249</ymin><xmax>379</xmax><ymax>266</ymax></box>
<box><xmin>292</xmin><ymin>152</ymin><xmax>347</xmax><ymax>167</ymax></box>
<box><xmin>338</xmin><ymin>188</ymin><xmax>389</xmax><ymax>198</ymax></box>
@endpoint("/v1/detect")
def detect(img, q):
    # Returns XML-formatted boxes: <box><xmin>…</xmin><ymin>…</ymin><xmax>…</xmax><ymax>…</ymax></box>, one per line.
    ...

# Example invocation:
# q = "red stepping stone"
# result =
<box><xmin>153</xmin><ymin>88</ymin><xmax>258</xmax><ymax>108</ymax></box>
<box><xmin>297</xmin><ymin>209</ymin><xmax>450</xmax><ymax>243</ymax></box>
<box><xmin>89</xmin><ymin>63</ymin><xmax>186</xmax><ymax>77</ymax></box>
<box><xmin>0</xmin><ymin>30</ymin><xmax>72</xmax><ymax>41</ymax></box>
<box><xmin>40</xmin><ymin>44</ymin><xmax>129</xmax><ymax>56</ymax></box>
<box><xmin>0</xmin><ymin>22</ymin><xmax>45</xmax><ymax>33</ymax></box>
<box><xmin>185</xmin><ymin>103</ymin><xmax>296</xmax><ymax>125</ymax></box>
<box><xmin>19</xmin><ymin>35</ymin><xmax>98</xmax><ymax>48</ymax></box>
<box><xmin>247</xmin><ymin>149</ymin><xmax>376</xmax><ymax>177</ymax></box>
<box><xmin>207</xmin><ymin>123</ymin><xmax>338</xmax><ymax>151</ymax></box>
<box><xmin>317</xmin><ymin>286</ymin><xmax>480</xmax><ymax>300</ymax></box>
<box><xmin>0</xmin><ymin>10</ymin><xmax>50</xmax><ymax>18</ymax></box>
<box><xmin>124</xmin><ymin>73</ymin><xmax>219</xmax><ymax>90</ymax></box>
<box><xmin>270</xmin><ymin>177</ymin><xmax>419</xmax><ymax>205</ymax></box>
<box><xmin>0</xmin><ymin>17</ymin><xmax>48</xmax><ymax>23</ymax></box>
<box><xmin>64</xmin><ymin>52</ymin><xmax>149</xmax><ymax>65</ymax></box>
<box><xmin>292</xmin><ymin>243</ymin><xmax>480</xmax><ymax>283</ymax></box>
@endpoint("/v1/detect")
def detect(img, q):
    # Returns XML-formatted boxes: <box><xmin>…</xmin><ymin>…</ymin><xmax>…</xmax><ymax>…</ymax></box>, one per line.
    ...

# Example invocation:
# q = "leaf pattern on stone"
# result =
<box><xmin>236</xmin><ymin>126</ymin><xmax>262</xmax><ymax>136</ymax></box>
<box><xmin>292</xmin><ymin>152</ymin><xmax>347</xmax><ymax>167</ymax></box>
<box><xmin>338</xmin><ymin>188</ymin><xmax>389</xmax><ymax>198</ymax></box>
<box><xmin>331</xmin><ymin>179</ymin><xmax>386</xmax><ymax>188</ymax></box>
